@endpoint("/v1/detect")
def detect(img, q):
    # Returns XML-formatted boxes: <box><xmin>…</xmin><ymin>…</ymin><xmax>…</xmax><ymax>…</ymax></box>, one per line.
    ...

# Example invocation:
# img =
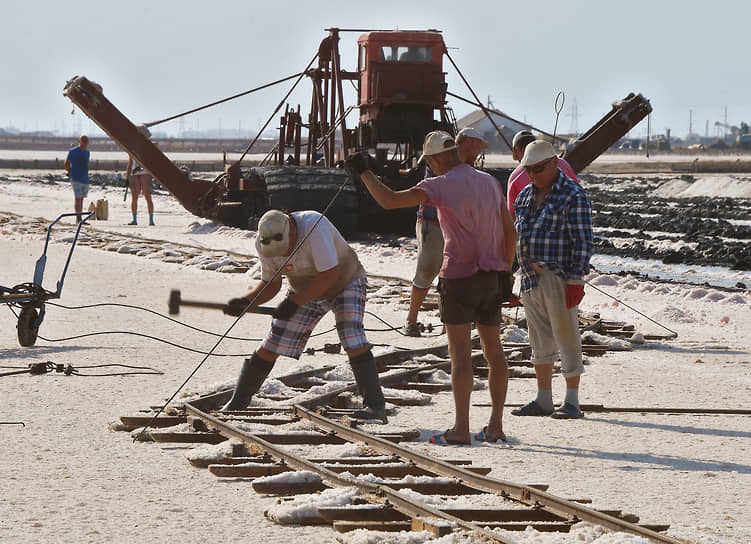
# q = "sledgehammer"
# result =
<box><xmin>168</xmin><ymin>289</ymin><xmax>275</xmax><ymax>316</ymax></box>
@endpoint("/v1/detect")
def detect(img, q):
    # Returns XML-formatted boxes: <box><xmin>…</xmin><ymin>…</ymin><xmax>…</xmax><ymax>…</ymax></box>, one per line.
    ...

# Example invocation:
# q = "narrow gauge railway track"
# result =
<box><xmin>117</xmin><ymin>330</ymin><xmax>681</xmax><ymax>543</ymax></box>
<box><xmin>180</xmin><ymin>403</ymin><xmax>679</xmax><ymax>543</ymax></box>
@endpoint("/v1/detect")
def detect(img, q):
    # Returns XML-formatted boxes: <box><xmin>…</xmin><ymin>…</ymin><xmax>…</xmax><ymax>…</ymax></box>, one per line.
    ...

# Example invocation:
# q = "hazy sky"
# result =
<box><xmin>2</xmin><ymin>0</ymin><xmax>748</xmax><ymax>139</ymax></box>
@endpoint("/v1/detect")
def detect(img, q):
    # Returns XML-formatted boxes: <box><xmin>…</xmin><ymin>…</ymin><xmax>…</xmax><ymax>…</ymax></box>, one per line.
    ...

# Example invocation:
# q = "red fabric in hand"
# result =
<box><xmin>565</xmin><ymin>284</ymin><xmax>584</xmax><ymax>309</ymax></box>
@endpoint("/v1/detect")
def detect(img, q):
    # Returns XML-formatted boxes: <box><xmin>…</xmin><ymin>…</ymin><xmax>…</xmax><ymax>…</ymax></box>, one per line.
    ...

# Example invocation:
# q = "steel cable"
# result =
<box><xmin>143</xmin><ymin>72</ymin><xmax>305</xmax><ymax>128</ymax></box>
<box><xmin>235</xmin><ymin>53</ymin><xmax>319</xmax><ymax>164</ymax></box>
<box><xmin>583</xmin><ymin>280</ymin><xmax>679</xmax><ymax>338</ymax></box>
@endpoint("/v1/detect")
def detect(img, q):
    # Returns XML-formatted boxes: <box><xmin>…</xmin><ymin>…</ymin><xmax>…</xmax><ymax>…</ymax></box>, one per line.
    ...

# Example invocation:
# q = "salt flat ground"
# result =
<box><xmin>0</xmin><ymin>175</ymin><xmax>749</xmax><ymax>543</ymax></box>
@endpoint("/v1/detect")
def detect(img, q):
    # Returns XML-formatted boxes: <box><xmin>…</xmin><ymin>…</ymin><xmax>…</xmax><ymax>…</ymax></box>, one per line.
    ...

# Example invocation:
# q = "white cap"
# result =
<box><xmin>257</xmin><ymin>210</ymin><xmax>290</xmax><ymax>257</ymax></box>
<box><xmin>512</xmin><ymin>130</ymin><xmax>535</xmax><ymax>149</ymax></box>
<box><xmin>520</xmin><ymin>140</ymin><xmax>556</xmax><ymax>167</ymax></box>
<box><xmin>455</xmin><ymin>127</ymin><xmax>489</xmax><ymax>148</ymax></box>
<box><xmin>418</xmin><ymin>131</ymin><xmax>457</xmax><ymax>162</ymax></box>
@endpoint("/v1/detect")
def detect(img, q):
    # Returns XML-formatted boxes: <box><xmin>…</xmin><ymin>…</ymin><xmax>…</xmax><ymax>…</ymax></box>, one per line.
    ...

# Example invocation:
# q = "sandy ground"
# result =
<box><xmin>0</xmin><ymin>175</ymin><xmax>749</xmax><ymax>543</ymax></box>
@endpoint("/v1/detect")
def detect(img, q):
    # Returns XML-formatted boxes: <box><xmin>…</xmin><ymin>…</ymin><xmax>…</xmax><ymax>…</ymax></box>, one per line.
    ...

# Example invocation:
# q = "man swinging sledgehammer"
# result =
<box><xmin>222</xmin><ymin>209</ymin><xmax>387</xmax><ymax>422</ymax></box>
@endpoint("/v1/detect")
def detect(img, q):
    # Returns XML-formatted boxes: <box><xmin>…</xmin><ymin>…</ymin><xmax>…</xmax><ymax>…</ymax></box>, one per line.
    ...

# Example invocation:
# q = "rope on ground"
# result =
<box><xmin>584</xmin><ymin>280</ymin><xmax>678</xmax><ymax>338</ymax></box>
<box><xmin>36</xmin><ymin>331</ymin><xmax>253</xmax><ymax>357</ymax></box>
<box><xmin>0</xmin><ymin>361</ymin><xmax>162</xmax><ymax>378</ymax></box>
<box><xmin>47</xmin><ymin>301</ymin><xmax>266</xmax><ymax>342</ymax></box>
<box><xmin>364</xmin><ymin>310</ymin><xmax>444</xmax><ymax>337</ymax></box>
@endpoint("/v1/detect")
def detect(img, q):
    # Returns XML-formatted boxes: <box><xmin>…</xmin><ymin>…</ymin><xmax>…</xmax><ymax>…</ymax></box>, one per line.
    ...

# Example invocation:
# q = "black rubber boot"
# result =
<box><xmin>349</xmin><ymin>350</ymin><xmax>387</xmax><ymax>423</ymax></box>
<box><xmin>220</xmin><ymin>353</ymin><xmax>274</xmax><ymax>411</ymax></box>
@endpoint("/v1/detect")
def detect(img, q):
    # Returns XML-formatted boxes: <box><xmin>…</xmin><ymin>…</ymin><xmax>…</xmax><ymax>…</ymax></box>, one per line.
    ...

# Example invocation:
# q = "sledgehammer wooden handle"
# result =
<box><xmin>168</xmin><ymin>289</ymin><xmax>275</xmax><ymax>315</ymax></box>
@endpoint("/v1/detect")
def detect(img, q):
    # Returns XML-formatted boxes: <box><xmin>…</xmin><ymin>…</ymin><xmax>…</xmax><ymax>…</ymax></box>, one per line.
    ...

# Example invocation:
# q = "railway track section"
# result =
<box><xmin>117</xmin><ymin>334</ymin><xmax>682</xmax><ymax>543</ymax></box>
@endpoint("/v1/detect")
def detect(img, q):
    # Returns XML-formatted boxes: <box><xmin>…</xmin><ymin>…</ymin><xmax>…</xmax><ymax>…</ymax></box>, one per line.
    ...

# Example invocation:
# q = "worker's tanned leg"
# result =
<box><xmin>406</xmin><ymin>286</ymin><xmax>429</xmax><ymax>324</ymax></box>
<box><xmin>477</xmin><ymin>322</ymin><xmax>507</xmax><ymax>440</ymax></box>
<box><xmin>445</xmin><ymin>322</ymin><xmax>473</xmax><ymax>442</ymax></box>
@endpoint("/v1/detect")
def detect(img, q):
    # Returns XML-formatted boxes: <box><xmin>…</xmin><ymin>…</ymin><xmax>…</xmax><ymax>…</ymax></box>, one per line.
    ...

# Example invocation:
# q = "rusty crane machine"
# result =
<box><xmin>63</xmin><ymin>28</ymin><xmax>652</xmax><ymax>235</ymax></box>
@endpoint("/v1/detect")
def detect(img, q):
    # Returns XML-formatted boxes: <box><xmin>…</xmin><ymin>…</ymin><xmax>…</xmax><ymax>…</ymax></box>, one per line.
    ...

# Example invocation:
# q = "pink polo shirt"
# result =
<box><xmin>416</xmin><ymin>163</ymin><xmax>510</xmax><ymax>279</ymax></box>
<box><xmin>506</xmin><ymin>157</ymin><xmax>578</xmax><ymax>213</ymax></box>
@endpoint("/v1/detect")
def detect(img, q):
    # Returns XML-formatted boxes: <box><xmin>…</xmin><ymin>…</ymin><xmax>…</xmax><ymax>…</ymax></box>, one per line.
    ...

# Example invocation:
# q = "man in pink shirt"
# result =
<box><xmin>346</xmin><ymin>131</ymin><xmax>517</xmax><ymax>445</ymax></box>
<box><xmin>507</xmin><ymin>130</ymin><xmax>578</xmax><ymax>217</ymax></box>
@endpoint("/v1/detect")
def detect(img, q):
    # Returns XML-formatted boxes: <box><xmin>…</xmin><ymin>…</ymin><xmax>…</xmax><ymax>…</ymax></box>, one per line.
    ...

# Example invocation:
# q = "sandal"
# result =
<box><xmin>474</xmin><ymin>426</ymin><xmax>506</xmax><ymax>443</ymax></box>
<box><xmin>430</xmin><ymin>429</ymin><xmax>471</xmax><ymax>446</ymax></box>
<box><xmin>511</xmin><ymin>400</ymin><xmax>554</xmax><ymax>417</ymax></box>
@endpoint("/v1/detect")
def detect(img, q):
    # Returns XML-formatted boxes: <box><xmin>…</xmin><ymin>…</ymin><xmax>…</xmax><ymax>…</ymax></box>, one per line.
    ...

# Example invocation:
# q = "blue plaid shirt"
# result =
<box><xmin>514</xmin><ymin>171</ymin><xmax>593</xmax><ymax>293</ymax></box>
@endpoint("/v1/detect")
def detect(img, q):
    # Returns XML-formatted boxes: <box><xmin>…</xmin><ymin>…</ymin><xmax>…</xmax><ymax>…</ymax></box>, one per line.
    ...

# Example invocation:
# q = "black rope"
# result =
<box><xmin>36</xmin><ymin>331</ymin><xmax>253</xmax><ymax>357</ymax></box>
<box><xmin>143</xmin><ymin>72</ymin><xmax>304</xmax><ymax>128</ymax></box>
<box><xmin>584</xmin><ymin>280</ymin><xmax>678</xmax><ymax>338</ymax></box>
<box><xmin>363</xmin><ymin>310</ymin><xmax>444</xmax><ymax>337</ymax></box>
<box><xmin>0</xmin><ymin>361</ymin><xmax>162</xmax><ymax>378</ymax></box>
<box><xmin>47</xmin><ymin>301</ymin><xmax>266</xmax><ymax>342</ymax></box>
<box><xmin>67</xmin><ymin>363</ymin><xmax>163</xmax><ymax>377</ymax></box>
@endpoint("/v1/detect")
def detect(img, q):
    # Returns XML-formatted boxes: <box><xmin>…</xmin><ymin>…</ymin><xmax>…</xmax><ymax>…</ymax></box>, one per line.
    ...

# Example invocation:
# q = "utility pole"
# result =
<box><xmin>689</xmin><ymin>109</ymin><xmax>693</xmax><ymax>137</ymax></box>
<box><xmin>724</xmin><ymin>104</ymin><xmax>728</xmax><ymax>138</ymax></box>
<box><xmin>567</xmin><ymin>96</ymin><xmax>579</xmax><ymax>136</ymax></box>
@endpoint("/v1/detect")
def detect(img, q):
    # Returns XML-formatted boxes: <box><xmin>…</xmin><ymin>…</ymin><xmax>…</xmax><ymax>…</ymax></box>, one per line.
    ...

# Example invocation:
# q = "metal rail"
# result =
<box><xmin>291</xmin><ymin>405</ymin><xmax>685</xmax><ymax>543</ymax></box>
<box><xmin>184</xmin><ymin>401</ymin><xmax>516</xmax><ymax>543</ymax></box>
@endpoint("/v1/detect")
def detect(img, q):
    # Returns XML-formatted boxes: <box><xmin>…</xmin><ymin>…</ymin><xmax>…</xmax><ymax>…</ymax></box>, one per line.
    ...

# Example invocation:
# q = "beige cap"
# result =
<box><xmin>520</xmin><ymin>140</ymin><xmax>556</xmax><ymax>167</ymax></box>
<box><xmin>257</xmin><ymin>210</ymin><xmax>290</xmax><ymax>257</ymax></box>
<box><xmin>418</xmin><ymin>131</ymin><xmax>457</xmax><ymax>162</ymax></box>
<box><xmin>455</xmin><ymin>127</ymin><xmax>489</xmax><ymax>148</ymax></box>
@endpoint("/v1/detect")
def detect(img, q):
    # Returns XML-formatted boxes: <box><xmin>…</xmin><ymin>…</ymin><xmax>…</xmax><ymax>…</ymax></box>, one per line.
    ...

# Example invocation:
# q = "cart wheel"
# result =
<box><xmin>17</xmin><ymin>307</ymin><xmax>39</xmax><ymax>347</ymax></box>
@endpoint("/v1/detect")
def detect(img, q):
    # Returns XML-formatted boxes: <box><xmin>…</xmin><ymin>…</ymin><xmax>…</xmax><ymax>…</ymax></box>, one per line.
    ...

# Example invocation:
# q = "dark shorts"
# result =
<box><xmin>438</xmin><ymin>270</ymin><xmax>512</xmax><ymax>326</ymax></box>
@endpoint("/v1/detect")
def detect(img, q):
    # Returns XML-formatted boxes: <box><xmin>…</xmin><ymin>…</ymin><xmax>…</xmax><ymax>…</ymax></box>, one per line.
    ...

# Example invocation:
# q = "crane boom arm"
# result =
<box><xmin>563</xmin><ymin>93</ymin><xmax>652</xmax><ymax>173</ymax></box>
<box><xmin>63</xmin><ymin>76</ymin><xmax>219</xmax><ymax>218</ymax></box>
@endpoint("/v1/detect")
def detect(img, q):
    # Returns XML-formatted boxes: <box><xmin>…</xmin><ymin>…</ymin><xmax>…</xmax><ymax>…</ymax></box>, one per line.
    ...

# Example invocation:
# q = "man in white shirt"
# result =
<box><xmin>221</xmin><ymin>209</ymin><xmax>386</xmax><ymax>422</ymax></box>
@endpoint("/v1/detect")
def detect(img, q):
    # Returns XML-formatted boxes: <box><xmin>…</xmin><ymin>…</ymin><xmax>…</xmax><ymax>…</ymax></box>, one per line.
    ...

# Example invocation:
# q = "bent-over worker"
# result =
<box><xmin>222</xmin><ymin>209</ymin><xmax>387</xmax><ymax>422</ymax></box>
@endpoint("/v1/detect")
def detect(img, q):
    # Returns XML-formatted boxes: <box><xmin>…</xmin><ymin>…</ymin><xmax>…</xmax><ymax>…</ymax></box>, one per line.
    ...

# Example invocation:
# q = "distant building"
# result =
<box><xmin>455</xmin><ymin>109</ymin><xmax>528</xmax><ymax>152</ymax></box>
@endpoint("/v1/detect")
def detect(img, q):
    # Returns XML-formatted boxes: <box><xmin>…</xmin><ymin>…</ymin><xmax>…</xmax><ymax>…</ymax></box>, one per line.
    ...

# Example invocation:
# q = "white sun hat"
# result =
<box><xmin>455</xmin><ymin>127</ymin><xmax>489</xmax><ymax>148</ymax></box>
<box><xmin>418</xmin><ymin>131</ymin><xmax>457</xmax><ymax>162</ymax></box>
<box><xmin>520</xmin><ymin>140</ymin><xmax>557</xmax><ymax>167</ymax></box>
<box><xmin>257</xmin><ymin>209</ymin><xmax>290</xmax><ymax>257</ymax></box>
<box><xmin>512</xmin><ymin>130</ymin><xmax>536</xmax><ymax>149</ymax></box>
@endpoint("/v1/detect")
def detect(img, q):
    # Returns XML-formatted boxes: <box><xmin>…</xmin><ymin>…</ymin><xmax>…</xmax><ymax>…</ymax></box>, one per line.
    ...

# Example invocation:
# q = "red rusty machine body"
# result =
<box><xmin>356</xmin><ymin>30</ymin><xmax>452</xmax><ymax>160</ymax></box>
<box><xmin>63</xmin><ymin>28</ymin><xmax>651</xmax><ymax>235</ymax></box>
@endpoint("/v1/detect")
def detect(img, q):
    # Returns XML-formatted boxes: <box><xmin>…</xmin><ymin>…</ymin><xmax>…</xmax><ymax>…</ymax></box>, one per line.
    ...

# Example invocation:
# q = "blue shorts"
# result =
<box><xmin>71</xmin><ymin>181</ymin><xmax>90</xmax><ymax>199</ymax></box>
<box><xmin>260</xmin><ymin>276</ymin><xmax>370</xmax><ymax>359</ymax></box>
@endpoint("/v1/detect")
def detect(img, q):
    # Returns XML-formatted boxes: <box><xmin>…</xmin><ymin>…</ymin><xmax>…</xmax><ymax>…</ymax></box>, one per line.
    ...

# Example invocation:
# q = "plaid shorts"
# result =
<box><xmin>260</xmin><ymin>276</ymin><xmax>370</xmax><ymax>359</ymax></box>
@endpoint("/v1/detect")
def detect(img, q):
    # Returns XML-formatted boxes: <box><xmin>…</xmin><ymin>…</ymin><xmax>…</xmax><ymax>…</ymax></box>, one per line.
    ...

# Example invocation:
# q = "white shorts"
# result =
<box><xmin>520</xmin><ymin>269</ymin><xmax>584</xmax><ymax>378</ymax></box>
<box><xmin>412</xmin><ymin>221</ymin><xmax>444</xmax><ymax>290</ymax></box>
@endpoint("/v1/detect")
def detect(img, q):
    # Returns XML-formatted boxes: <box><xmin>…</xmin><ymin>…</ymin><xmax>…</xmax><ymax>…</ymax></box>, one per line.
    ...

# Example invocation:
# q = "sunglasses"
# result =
<box><xmin>524</xmin><ymin>158</ymin><xmax>553</xmax><ymax>174</ymax></box>
<box><xmin>260</xmin><ymin>233</ymin><xmax>285</xmax><ymax>245</ymax></box>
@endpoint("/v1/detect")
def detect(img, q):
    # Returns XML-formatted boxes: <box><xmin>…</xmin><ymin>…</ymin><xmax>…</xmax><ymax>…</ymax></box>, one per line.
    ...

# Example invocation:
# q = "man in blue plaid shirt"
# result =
<box><xmin>511</xmin><ymin>141</ymin><xmax>593</xmax><ymax>419</ymax></box>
